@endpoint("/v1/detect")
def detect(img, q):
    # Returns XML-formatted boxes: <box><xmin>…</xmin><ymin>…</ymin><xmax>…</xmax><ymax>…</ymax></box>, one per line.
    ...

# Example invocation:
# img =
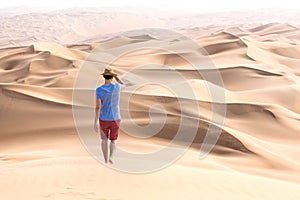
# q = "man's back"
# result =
<box><xmin>96</xmin><ymin>83</ymin><xmax>122</xmax><ymax>121</ymax></box>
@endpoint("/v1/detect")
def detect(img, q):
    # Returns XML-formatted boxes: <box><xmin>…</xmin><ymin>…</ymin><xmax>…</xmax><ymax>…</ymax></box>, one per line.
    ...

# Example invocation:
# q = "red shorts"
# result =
<box><xmin>99</xmin><ymin>120</ymin><xmax>120</xmax><ymax>140</ymax></box>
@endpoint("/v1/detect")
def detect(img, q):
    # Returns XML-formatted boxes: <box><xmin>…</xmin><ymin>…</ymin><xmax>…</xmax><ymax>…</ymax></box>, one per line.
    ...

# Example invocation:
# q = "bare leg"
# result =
<box><xmin>109</xmin><ymin>140</ymin><xmax>116</xmax><ymax>164</ymax></box>
<box><xmin>101</xmin><ymin>139</ymin><xmax>108</xmax><ymax>163</ymax></box>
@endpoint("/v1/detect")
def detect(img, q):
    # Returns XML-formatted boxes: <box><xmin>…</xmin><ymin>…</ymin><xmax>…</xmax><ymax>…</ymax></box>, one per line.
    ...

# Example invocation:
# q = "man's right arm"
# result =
<box><xmin>94</xmin><ymin>98</ymin><xmax>101</xmax><ymax>133</ymax></box>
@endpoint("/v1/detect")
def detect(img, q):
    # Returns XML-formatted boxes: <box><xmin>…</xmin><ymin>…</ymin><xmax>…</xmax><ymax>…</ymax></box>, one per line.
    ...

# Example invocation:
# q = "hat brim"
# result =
<box><xmin>102</xmin><ymin>72</ymin><xmax>116</xmax><ymax>76</ymax></box>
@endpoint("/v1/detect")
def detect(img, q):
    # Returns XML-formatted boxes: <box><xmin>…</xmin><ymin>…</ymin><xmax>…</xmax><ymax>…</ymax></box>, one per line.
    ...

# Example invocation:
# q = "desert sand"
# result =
<box><xmin>0</xmin><ymin>10</ymin><xmax>300</xmax><ymax>200</ymax></box>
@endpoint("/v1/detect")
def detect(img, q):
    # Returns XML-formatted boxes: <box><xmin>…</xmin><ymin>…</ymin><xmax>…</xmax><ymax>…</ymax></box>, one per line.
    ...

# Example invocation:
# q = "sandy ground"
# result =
<box><xmin>0</xmin><ymin>11</ymin><xmax>300</xmax><ymax>200</ymax></box>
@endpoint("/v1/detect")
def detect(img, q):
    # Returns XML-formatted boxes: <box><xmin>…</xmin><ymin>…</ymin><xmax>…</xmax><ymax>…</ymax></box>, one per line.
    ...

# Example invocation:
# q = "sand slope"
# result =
<box><xmin>0</xmin><ymin>11</ymin><xmax>164</xmax><ymax>48</ymax></box>
<box><xmin>1</xmin><ymin>22</ymin><xmax>300</xmax><ymax>199</ymax></box>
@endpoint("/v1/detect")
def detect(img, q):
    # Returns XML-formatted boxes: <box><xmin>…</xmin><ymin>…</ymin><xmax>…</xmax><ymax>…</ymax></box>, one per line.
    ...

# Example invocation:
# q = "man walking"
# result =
<box><xmin>94</xmin><ymin>68</ymin><xmax>124</xmax><ymax>164</ymax></box>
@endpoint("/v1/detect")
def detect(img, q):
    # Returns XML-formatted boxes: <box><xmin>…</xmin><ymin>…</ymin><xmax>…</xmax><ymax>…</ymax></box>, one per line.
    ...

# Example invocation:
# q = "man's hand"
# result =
<box><xmin>94</xmin><ymin>120</ymin><xmax>99</xmax><ymax>133</ymax></box>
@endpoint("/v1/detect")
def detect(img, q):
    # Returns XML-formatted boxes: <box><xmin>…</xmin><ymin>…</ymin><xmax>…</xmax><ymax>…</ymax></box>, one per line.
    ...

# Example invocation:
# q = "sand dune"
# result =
<box><xmin>1</xmin><ymin>17</ymin><xmax>300</xmax><ymax>200</ymax></box>
<box><xmin>0</xmin><ymin>11</ymin><xmax>164</xmax><ymax>48</ymax></box>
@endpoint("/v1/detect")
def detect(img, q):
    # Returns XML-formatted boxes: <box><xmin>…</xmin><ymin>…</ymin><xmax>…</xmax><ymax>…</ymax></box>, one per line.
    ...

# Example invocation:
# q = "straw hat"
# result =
<box><xmin>101</xmin><ymin>68</ymin><xmax>117</xmax><ymax>76</ymax></box>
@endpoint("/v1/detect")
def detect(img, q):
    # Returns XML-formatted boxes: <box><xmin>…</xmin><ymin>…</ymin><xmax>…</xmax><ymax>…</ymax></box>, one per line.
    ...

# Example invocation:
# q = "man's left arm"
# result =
<box><xmin>114</xmin><ymin>75</ymin><xmax>125</xmax><ymax>86</ymax></box>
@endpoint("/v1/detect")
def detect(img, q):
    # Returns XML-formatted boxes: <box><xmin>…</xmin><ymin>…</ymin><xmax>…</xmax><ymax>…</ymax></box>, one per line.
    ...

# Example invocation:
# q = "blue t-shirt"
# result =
<box><xmin>96</xmin><ymin>83</ymin><xmax>122</xmax><ymax>121</ymax></box>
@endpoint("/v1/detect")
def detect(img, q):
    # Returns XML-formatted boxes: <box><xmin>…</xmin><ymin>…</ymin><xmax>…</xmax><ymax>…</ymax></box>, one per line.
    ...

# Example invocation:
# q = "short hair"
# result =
<box><xmin>103</xmin><ymin>75</ymin><xmax>113</xmax><ymax>80</ymax></box>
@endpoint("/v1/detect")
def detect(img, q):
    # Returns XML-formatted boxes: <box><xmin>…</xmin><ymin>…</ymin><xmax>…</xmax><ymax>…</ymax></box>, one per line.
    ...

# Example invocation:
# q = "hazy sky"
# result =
<box><xmin>2</xmin><ymin>0</ymin><xmax>300</xmax><ymax>13</ymax></box>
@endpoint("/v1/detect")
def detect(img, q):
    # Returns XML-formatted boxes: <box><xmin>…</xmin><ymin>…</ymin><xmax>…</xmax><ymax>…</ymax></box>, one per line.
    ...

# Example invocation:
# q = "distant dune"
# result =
<box><xmin>0</xmin><ymin>9</ymin><xmax>300</xmax><ymax>200</ymax></box>
<box><xmin>1</xmin><ymin>8</ymin><xmax>300</xmax><ymax>47</ymax></box>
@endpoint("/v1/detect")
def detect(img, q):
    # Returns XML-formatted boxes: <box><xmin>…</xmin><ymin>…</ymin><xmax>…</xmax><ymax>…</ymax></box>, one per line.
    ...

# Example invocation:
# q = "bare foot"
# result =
<box><xmin>109</xmin><ymin>159</ymin><xmax>114</xmax><ymax>164</ymax></box>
